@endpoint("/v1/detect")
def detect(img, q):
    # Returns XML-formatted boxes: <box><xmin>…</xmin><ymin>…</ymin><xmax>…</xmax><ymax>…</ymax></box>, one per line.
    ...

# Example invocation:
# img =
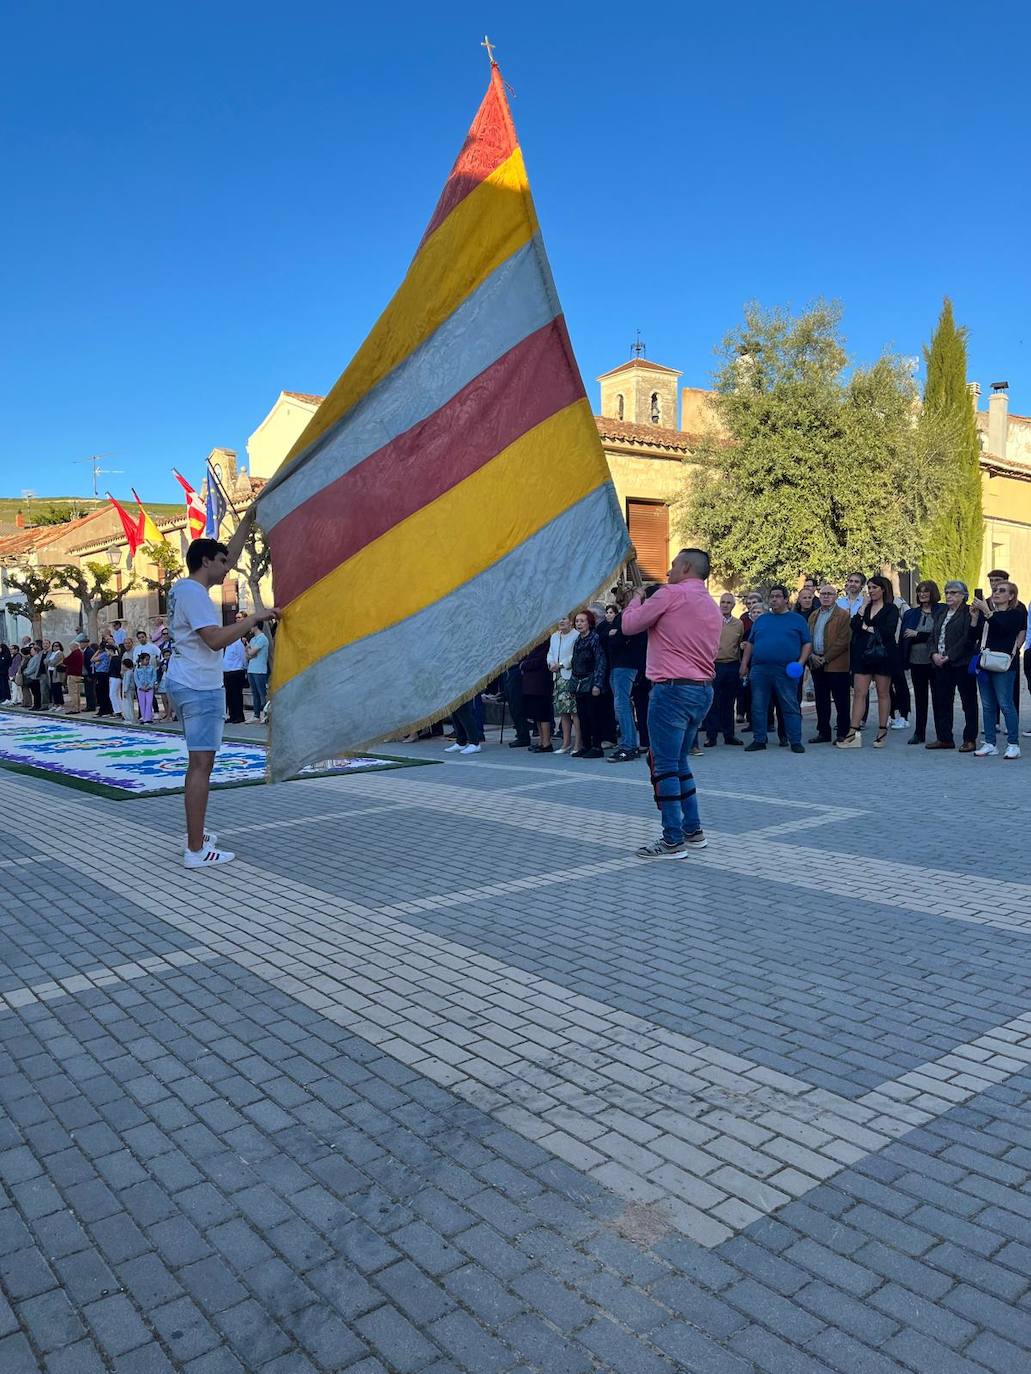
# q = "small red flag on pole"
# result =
<box><xmin>173</xmin><ymin>469</ymin><xmax>206</xmax><ymax>541</ymax></box>
<box><xmin>107</xmin><ymin>493</ymin><xmax>142</xmax><ymax>556</ymax></box>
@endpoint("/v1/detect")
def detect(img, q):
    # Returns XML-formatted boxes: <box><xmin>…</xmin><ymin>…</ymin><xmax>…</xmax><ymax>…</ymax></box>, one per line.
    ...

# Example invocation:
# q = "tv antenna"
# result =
<box><xmin>75</xmin><ymin>454</ymin><xmax>122</xmax><ymax>499</ymax></box>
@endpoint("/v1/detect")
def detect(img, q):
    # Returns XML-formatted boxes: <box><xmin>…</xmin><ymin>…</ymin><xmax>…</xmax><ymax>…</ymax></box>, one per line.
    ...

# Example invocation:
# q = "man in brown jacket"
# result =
<box><xmin>808</xmin><ymin>584</ymin><xmax>852</xmax><ymax>742</ymax></box>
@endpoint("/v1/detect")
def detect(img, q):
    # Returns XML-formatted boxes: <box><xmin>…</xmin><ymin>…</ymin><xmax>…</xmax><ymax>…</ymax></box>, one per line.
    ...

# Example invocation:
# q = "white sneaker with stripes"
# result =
<box><xmin>184</xmin><ymin>846</ymin><xmax>235</xmax><ymax>868</ymax></box>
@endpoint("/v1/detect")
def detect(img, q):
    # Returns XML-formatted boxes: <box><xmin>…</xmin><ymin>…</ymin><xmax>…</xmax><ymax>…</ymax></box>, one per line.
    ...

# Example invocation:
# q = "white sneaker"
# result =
<box><xmin>460</xmin><ymin>743</ymin><xmax>482</xmax><ymax>754</ymax></box>
<box><xmin>1004</xmin><ymin>744</ymin><xmax>1021</xmax><ymax>760</ymax></box>
<box><xmin>890</xmin><ymin>716</ymin><xmax>908</xmax><ymax>730</ymax></box>
<box><xmin>554</xmin><ymin>745</ymin><xmax>569</xmax><ymax>755</ymax></box>
<box><xmin>444</xmin><ymin>742</ymin><xmax>463</xmax><ymax>752</ymax></box>
<box><xmin>184</xmin><ymin>845</ymin><xmax>235</xmax><ymax>868</ymax></box>
<box><xmin>1023</xmin><ymin>728</ymin><xmax>1031</xmax><ymax>738</ymax></box>
<box><xmin>974</xmin><ymin>743</ymin><xmax>998</xmax><ymax>757</ymax></box>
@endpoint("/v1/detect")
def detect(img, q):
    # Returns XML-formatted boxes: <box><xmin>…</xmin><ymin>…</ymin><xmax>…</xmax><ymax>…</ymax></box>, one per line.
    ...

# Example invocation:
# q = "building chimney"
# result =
<box><xmin>15</xmin><ymin>510</ymin><xmax>24</xmax><ymax>529</ymax></box>
<box><xmin>968</xmin><ymin>381</ymin><xmax>981</xmax><ymax>410</ymax></box>
<box><xmin>988</xmin><ymin>381</ymin><xmax>1009</xmax><ymax>458</ymax></box>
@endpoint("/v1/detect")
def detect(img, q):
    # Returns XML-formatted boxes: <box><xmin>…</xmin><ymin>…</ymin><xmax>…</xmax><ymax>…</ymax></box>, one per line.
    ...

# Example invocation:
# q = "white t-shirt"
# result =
<box><xmin>165</xmin><ymin>578</ymin><xmax>223</xmax><ymax>690</ymax></box>
<box><xmin>130</xmin><ymin>640</ymin><xmax>158</xmax><ymax>666</ymax></box>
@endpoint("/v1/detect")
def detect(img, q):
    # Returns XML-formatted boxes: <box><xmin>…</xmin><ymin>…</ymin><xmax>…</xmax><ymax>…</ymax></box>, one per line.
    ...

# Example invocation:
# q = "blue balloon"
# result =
<box><xmin>785</xmin><ymin>661</ymin><xmax>804</xmax><ymax>679</ymax></box>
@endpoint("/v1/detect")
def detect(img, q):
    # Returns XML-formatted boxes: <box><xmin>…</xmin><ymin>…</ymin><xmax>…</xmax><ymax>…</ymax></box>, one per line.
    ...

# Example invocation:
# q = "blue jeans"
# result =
<box><xmin>451</xmin><ymin>698</ymin><xmax>484</xmax><ymax>746</ymax></box>
<box><xmin>749</xmin><ymin>664</ymin><xmax>802</xmax><ymax>745</ymax></box>
<box><xmin>611</xmin><ymin>666</ymin><xmax>639</xmax><ymax>750</ymax></box>
<box><xmin>248</xmin><ymin>672</ymin><xmax>268</xmax><ymax>717</ymax></box>
<box><xmin>647</xmin><ymin>682</ymin><xmax>712</xmax><ymax>844</ymax></box>
<box><xmin>978</xmin><ymin>668</ymin><xmax>1018</xmax><ymax>745</ymax></box>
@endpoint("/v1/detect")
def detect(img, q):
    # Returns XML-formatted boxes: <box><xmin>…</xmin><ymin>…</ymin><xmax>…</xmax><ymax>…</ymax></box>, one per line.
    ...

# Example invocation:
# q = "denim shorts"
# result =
<box><xmin>166</xmin><ymin>683</ymin><xmax>225</xmax><ymax>752</ymax></box>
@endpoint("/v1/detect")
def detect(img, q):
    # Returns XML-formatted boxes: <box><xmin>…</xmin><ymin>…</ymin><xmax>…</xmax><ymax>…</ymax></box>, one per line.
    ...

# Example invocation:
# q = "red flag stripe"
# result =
<box><xmin>269</xmin><ymin>317</ymin><xmax>581</xmax><ymax>607</ymax></box>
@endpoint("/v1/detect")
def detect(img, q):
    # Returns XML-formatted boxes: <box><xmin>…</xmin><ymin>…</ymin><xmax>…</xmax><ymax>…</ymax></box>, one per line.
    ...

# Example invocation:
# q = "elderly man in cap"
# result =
<box><xmin>61</xmin><ymin>634</ymin><xmax>87</xmax><ymax>714</ymax></box>
<box><xmin>928</xmin><ymin>580</ymin><xmax>979</xmax><ymax>751</ymax></box>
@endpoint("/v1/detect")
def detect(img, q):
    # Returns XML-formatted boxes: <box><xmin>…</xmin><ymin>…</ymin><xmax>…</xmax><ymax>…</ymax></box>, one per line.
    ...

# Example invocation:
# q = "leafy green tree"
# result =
<box><xmin>139</xmin><ymin>540</ymin><xmax>183</xmax><ymax>593</ymax></box>
<box><xmin>31</xmin><ymin>501</ymin><xmax>91</xmax><ymax>526</ymax></box>
<box><xmin>4</xmin><ymin>564</ymin><xmax>60</xmax><ymax>636</ymax></box>
<box><xmin>53</xmin><ymin>561</ymin><xmax>134</xmax><ymax>641</ymax></box>
<box><xmin>674</xmin><ymin>302</ymin><xmax>950</xmax><ymax>588</ymax></box>
<box><xmin>918</xmin><ymin>299</ymin><xmax>983</xmax><ymax>588</ymax></box>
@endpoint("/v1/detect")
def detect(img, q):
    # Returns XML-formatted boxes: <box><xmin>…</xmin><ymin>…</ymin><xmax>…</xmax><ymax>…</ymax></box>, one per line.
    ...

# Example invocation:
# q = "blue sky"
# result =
<box><xmin>3</xmin><ymin>0</ymin><xmax>1029</xmax><ymax>502</ymax></box>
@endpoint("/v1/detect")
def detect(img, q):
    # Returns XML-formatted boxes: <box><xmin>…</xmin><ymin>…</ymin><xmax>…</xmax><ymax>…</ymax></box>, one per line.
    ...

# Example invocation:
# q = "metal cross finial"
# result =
<box><xmin>481</xmin><ymin>35</ymin><xmax>497</xmax><ymax>66</ymax></box>
<box><xmin>631</xmin><ymin>329</ymin><xmax>646</xmax><ymax>359</ymax></box>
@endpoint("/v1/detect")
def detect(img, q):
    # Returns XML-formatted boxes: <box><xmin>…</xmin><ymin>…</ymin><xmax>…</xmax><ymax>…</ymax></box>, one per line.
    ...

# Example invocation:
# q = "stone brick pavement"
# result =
<box><xmin>2</xmin><ymin>727</ymin><xmax>1031</xmax><ymax>1372</ymax></box>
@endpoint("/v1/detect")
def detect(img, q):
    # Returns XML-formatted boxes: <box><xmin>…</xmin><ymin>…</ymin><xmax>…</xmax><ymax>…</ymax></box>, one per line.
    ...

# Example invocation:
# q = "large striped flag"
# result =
<box><xmin>256</xmin><ymin>62</ymin><xmax>630</xmax><ymax>780</ymax></box>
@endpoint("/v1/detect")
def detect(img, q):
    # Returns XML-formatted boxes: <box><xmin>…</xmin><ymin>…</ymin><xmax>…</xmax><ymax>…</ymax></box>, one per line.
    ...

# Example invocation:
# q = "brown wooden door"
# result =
<box><xmin>626</xmin><ymin>499</ymin><xmax>669</xmax><ymax>582</ymax></box>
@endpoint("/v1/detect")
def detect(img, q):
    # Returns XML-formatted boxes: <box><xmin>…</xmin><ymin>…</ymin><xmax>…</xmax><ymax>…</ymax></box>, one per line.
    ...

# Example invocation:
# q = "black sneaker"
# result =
<box><xmin>778</xmin><ymin>739</ymin><xmax>789</xmax><ymax>748</ymax></box>
<box><xmin>791</xmin><ymin>743</ymin><xmax>805</xmax><ymax>754</ymax></box>
<box><xmin>528</xmin><ymin>743</ymin><xmax>553</xmax><ymax>753</ymax></box>
<box><xmin>508</xmin><ymin>740</ymin><xmax>531</xmax><ymax>749</ymax></box>
<box><xmin>581</xmin><ymin>748</ymin><xmax>604</xmax><ymax>759</ymax></box>
<box><xmin>725</xmin><ymin>737</ymin><xmax>744</xmax><ymax>746</ymax></box>
<box><xmin>744</xmin><ymin>741</ymin><xmax>766</xmax><ymax>752</ymax></box>
<box><xmin>608</xmin><ymin>748</ymin><xmax>634</xmax><ymax>762</ymax></box>
<box><xmin>808</xmin><ymin>735</ymin><xmax>832</xmax><ymax>744</ymax></box>
<box><xmin>705</xmin><ymin>737</ymin><xmax>718</xmax><ymax>747</ymax></box>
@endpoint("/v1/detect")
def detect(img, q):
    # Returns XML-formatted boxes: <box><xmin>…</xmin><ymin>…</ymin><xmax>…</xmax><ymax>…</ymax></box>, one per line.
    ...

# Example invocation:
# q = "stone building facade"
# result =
<box><xmin>0</xmin><ymin>454</ymin><xmax>261</xmax><ymax>641</ymax></box>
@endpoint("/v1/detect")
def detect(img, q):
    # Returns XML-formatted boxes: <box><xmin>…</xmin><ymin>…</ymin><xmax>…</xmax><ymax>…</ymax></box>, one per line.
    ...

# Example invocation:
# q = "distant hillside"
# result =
<box><xmin>0</xmin><ymin>496</ymin><xmax>183</xmax><ymax>529</ymax></box>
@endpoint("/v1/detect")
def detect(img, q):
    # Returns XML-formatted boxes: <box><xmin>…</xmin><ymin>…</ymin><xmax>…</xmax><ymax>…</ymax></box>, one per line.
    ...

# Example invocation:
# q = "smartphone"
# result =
<box><xmin>975</xmin><ymin>588</ymin><xmax>984</xmax><ymax>601</ymax></box>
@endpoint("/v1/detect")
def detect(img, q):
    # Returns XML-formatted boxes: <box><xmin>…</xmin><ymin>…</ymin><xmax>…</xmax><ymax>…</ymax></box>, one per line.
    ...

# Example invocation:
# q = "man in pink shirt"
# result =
<box><xmin>621</xmin><ymin>548</ymin><xmax>723</xmax><ymax>858</ymax></box>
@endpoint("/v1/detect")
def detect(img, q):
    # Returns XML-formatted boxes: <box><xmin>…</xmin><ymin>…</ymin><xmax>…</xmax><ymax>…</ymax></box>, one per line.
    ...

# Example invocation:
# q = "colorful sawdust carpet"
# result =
<box><xmin>0</xmin><ymin>711</ymin><xmax>424</xmax><ymax>797</ymax></box>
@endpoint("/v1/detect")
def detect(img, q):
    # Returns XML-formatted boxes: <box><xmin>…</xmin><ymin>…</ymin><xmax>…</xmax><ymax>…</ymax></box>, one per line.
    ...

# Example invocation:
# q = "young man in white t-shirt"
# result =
<box><xmin>165</xmin><ymin>513</ymin><xmax>280</xmax><ymax>868</ymax></box>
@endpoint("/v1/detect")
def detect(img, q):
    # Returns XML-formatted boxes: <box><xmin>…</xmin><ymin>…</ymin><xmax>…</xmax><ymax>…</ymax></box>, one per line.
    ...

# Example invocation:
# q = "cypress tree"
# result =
<box><xmin>919</xmin><ymin>299</ymin><xmax>983</xmax><ymax>588</ymax></box>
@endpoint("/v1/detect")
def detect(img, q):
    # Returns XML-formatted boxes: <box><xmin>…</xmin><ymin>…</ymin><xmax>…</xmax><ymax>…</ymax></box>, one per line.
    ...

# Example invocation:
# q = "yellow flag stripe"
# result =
<box><xmin>276</xmin><ymin>148</ymin><xmax>536</xmax><ymax>476</ymax></box>
<box><xmin>272</xmin><ymin>399</ymin><xmax>604</xmax><ymax>689</ymax></box>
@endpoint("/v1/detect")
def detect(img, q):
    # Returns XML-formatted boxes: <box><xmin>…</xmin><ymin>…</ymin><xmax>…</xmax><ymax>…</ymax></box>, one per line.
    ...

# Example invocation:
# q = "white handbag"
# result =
<box><xmin>978</xmin><ymin>619</ymin><xmax>1013</xmax><ymax>673</ymax></box>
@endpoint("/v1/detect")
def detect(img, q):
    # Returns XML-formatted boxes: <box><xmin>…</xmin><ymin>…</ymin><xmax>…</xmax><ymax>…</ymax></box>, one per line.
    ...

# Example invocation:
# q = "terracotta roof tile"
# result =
<box><xmin>0</xmin><ymin>530</ymin><xmax>40</xmax><ymax>557</ymax></box>
<box><xmin>0</xmin><ymin>508</ymin><xmax>111</xmax><ymax>559</ymax></box>
<box><xmin>281</xmin><ymin>391</ymin><xmax>325</xmax><ymax>405</ymax></box>
<box><xmin>595</xmin><ymin>416</ymin><xmax>696</xmax><ymax>453</ymax></box>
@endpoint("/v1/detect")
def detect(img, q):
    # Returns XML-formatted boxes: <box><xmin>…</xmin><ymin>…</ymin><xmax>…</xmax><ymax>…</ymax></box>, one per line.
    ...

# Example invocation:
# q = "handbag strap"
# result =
<box><xmin>979</xmin><ymin>617</ymin><xmax>990</xmax><ymax>652</ymax></box>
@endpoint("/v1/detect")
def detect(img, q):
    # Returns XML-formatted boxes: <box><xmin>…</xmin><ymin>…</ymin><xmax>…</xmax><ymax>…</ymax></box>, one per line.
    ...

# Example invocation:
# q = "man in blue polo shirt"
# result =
<box><xmin>739</xmin><ymin>585</ymin><xmax>811</xmax><ymax>753</ymax></box>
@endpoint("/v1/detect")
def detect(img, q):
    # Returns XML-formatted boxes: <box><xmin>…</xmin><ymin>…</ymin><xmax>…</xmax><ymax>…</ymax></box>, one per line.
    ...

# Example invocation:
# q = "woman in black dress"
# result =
<box><xmin>835</xmin><ymin>575</ymin><xmax>900</xmax><ymax>750</ymax></box>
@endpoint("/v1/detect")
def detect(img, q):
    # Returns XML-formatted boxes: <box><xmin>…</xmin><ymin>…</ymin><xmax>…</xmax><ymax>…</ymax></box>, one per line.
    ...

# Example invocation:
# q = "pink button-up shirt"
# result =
<box><xmin>620</xmin><ymin>579</ymin><xmax>723</xmax><ymax>683</ymax></box>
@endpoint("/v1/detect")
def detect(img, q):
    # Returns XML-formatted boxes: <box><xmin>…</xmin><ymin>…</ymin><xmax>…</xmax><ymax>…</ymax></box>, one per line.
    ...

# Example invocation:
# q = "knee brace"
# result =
<box><xmin>648</xmin><ymin>753</ymin><xmax>697</xmax><ymax>809</ymax></box>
